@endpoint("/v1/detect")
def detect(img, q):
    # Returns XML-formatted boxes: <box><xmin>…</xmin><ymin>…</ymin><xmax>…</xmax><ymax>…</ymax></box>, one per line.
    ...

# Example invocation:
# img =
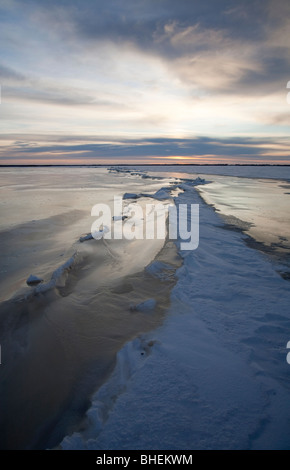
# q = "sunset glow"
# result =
<box><xmin>0</xmin><ymin>0</ymin><xmax>289</xmax><ymax>164</ymax></box>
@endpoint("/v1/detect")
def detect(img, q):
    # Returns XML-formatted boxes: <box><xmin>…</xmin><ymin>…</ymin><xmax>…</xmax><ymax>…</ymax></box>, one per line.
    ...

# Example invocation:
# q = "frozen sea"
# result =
<box><xmin>0</xmin><ymin>165</ymin><xmax>290</xmax><ymax>450</ymax></box>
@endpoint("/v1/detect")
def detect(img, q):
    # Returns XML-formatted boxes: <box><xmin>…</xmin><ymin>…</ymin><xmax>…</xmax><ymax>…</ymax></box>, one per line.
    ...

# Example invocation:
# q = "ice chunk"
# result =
<box><xmin>130</xmin><ymin>298</ymin><xmax>157</xmax><ymax>312</ymax></box>
<box><xmin>79</xmin><ymin>233</ymin><xmax>94</xmax><ymax>242</ymax></box>
<box><xmin>112</xmin><ymin>215</ymin><xmax>128</xmax><ymax>221</ymax></box>
<box><xmin>123</xmin><ymin>193</ymin><xmax>140</xmax><ymax>200</ymax></box>
<box><xmin>26</xmin><ymin>274</ymin><xmax>43</xmax><ymax>286</ymax></box>
<box><xmin>146</xmin><ymin>261</ymin><xmax>175</xmax><ymax>280</ymax></box>
<box><xmin>80</xmin><ymin>226</ymin><xmax>109</xmax><ymax>242</ymax></box>
<box><xmin>152</xmin><ymin>188</ymin><xmax>171</xmax><ymax>200</ymax></box>
<box><xmin>195</xmin><ymin>176</ymin><xmax>206</xmax><ymax>183</ymax></box>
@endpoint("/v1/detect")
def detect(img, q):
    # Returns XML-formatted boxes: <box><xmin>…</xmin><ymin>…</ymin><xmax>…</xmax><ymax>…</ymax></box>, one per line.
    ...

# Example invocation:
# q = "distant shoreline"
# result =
<box><xmin>1</xmin><ymin>164</ymin><xmax>290</xmax><ymax>168</ymax></box>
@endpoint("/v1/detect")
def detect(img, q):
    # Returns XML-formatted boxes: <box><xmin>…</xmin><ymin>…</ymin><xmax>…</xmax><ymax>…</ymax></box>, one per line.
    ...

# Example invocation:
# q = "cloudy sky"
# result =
<box><xmin>0</xmin><ymin>0</ymin><xmax>289</xmax><ymax>164</ymax></box>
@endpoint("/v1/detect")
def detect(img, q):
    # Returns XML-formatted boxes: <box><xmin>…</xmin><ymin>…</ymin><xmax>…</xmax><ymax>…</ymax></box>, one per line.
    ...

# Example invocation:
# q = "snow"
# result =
<box><xmin>145</xmin><ymin>261</ymin><xmax>176</xmax><ymax>281</ymax></box>
<box><xmin>33</xmin><ymin>254</ymin><xmax>77</xmax><ymax>294</ymax></box>
<box><xmin>61</xmin><ymin>170</ymin><xmax>290</xmax><ymax>450</ymax></box>
<box><xmin>151</xmin><ymin>188</ymin><xmax>172</xmax><ymax>200</ymax></box>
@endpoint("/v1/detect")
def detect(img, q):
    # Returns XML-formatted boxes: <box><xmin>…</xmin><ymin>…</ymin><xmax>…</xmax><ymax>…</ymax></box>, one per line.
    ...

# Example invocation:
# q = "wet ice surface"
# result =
<box><xmin>197</xmin><ymin>177</ymin><xmax>290</xmax><ymax>250</ymax></box>
<box><xmin>0</xmin><ymin>167</ymin><xmax>182</xmax><ymax>449</ymax></box>
<box><xmin>132</xmin><ymin>166</ymin><xmax>290</xmax><ymax>272</ymax></box>
<box><xmin>0</xmin><ymin>167</ymin><xmax>174</xmax><ymax>301</ymax></box>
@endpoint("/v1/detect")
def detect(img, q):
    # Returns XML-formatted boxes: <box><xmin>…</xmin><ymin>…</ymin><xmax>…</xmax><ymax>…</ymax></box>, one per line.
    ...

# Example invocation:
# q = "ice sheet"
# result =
<box><xmin>61</xmin><ymin>167</ymin><xmax>290</xmax><ymax>450</ymax></box>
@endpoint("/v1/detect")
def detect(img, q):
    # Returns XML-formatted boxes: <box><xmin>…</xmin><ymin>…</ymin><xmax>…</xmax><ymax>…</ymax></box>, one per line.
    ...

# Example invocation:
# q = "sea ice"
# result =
<box><xmin>26</xmin><ymin>274</ymin><xmax>43</xmax><ymax>286</ymax></box>
<box><xmin>130</xmin><ymin>299</ymin><xmax>157</xmax><ymax>313</ymax></box>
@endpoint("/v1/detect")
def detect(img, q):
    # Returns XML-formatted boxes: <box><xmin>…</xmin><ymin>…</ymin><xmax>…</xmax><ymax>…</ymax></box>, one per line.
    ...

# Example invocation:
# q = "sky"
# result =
<box><xmin>0</xmin><ymin>0</ymin><xmax>289</xmax><ymax>165</ymax></box>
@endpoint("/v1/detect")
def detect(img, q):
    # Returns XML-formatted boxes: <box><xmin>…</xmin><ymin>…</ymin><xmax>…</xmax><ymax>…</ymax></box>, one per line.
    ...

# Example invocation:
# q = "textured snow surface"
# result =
<box><xmin>61</xmin><ymin>177</ymin><xmax>290</xmax><ymax>450</ymax></box>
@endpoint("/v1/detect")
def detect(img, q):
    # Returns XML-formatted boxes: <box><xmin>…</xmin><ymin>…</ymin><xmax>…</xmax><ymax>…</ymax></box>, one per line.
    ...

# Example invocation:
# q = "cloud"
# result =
<box><xmin>0</xmin><ymin>0</ymin><xmax>289</xmax><ymax>164</ymax></box>
<box><xmin>0</xmin><ymin>135</ymin><xmax>289</xmax><ymax>162</ymax></box>
<box><xmin>0</xmin><ymin>64</ymin><xmax>26</xmax><ymax>82</ymax></box>
<box><xmin>54</xmin><ymin>0</ymin><xmax>268</xmax><ymax>48</ymax></box>
<box><xmin>9</xmin><ymin>0</ymin><xmax>288</xmax><ymax>97</ymax></box>
<box><xmin>3</xmin><ymin>83</ymin><xmax>123</xmax><ymax>108</ymax></box>
<box><xmin>0</xmin><ymin>63</ymin><xmax>129</xmax><ymax>108</ymax></box>
<box><xmin>258</xmin><ymin>113</ymin><xmax>290</xmax><ymax>126</ymax></box>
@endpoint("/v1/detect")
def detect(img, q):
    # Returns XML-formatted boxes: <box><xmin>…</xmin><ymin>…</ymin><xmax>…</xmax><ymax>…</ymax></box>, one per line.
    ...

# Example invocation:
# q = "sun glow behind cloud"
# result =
<box><xmin>0</xmin><ymin>0</ymin><xmax>289</xmax><ymax>164</ymax></box>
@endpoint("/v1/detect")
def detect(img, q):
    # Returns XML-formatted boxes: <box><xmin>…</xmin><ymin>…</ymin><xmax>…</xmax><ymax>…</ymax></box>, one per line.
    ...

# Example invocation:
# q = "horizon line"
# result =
<box><xmin>1</xmin><ymin>163</ymin><xmax>290</xmax><ymax>168</ymax></box>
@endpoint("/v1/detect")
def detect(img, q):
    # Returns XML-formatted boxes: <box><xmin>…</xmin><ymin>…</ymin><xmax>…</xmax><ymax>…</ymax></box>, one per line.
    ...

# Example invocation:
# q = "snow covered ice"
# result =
<box><xmin>1</xmin><ymin>165</ymin><xmax>290</xmax><ymax>449</ymax></box>
<box><xmin>61</xmin><ymin>165</ymin><xmax>290</xmax><ymax>450</ymax></box>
